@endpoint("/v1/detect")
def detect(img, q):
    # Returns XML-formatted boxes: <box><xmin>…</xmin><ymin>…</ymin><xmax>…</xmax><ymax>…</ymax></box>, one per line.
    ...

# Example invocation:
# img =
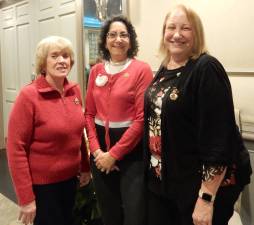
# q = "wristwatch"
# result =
<box><xmin>198</xmin><ymin>189</ymin><xmax>215</xmax><ymax>203</ymax></box>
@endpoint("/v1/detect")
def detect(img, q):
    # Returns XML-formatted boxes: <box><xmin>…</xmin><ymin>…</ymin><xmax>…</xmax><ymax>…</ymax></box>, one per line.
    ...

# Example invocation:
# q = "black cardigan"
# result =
<box><xmin>144</xmin><ymin>54</ymin><xmax>252</xmax><ymax>202</ymax></box>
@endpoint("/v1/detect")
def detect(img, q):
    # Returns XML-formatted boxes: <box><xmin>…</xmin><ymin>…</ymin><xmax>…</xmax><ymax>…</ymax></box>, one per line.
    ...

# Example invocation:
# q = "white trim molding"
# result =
<box><xmin>242</xmin><ymin>121</ymin><xmax>254</xmax><ymax>141</ymax></box>
<box><xmin>227</xmin><ymin>71</ymin><xmax>254</xmax><ymax>76</ymax></box>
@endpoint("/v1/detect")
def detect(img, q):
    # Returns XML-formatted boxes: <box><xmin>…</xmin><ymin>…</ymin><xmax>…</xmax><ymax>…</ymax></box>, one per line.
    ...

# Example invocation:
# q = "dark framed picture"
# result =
<box><xmin>83</xmin><ymin>0</ymin><xmax>129</xmax><ymax>82</ymax></box>
<box><xmin>84</xmin><ymin>0</ymin><xmax>128</xmax><ymax>22</ymax></box>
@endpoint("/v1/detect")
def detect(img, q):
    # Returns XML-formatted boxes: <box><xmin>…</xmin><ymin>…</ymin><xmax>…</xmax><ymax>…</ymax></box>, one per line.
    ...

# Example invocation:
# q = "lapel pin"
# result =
<box><xmin>74</xmin><ymin>97</ymin><xmax>80</xmax><ymax>105</ymax></box>
<box><xmin>169</xmin><ymin>87</ymin><xmax>179</xmax><ymax>101</ymax></box>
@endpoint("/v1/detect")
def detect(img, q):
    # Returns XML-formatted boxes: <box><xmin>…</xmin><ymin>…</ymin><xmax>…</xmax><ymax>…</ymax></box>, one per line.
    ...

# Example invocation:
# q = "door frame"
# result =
<box><xmin>0</xmin><ymin>44</ymin><xmax>4</xmax><ymax>149</ymax></box>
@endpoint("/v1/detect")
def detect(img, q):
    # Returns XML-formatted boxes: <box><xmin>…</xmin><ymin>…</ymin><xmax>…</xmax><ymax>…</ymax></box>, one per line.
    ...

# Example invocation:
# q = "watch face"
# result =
<box><xmin>202</xmin><ymin>193</ymin><xmax>212</xmax><ymax>202</ymax></box>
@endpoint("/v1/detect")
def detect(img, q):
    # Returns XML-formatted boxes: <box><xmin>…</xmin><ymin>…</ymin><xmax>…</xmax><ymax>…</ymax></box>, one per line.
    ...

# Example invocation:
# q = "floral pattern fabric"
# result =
<box><xmin>147</xmin><ymin>68</ymin><xmax>182</xmax><ymax>178</ymax></box>
<box><xmin>146</xmin><ymin>67</ymin><xmax>236</xmax><ymax>185</ymax></box>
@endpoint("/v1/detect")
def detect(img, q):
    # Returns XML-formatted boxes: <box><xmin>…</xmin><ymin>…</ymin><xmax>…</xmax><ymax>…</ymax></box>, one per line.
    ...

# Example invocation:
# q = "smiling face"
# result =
<box><xmin>105</xmin><ymin>21</ymin><xmax>130</xmax><ymax>62</ymax></box>
<box><xmin>164</xmin><ymin>8</ymin><xmax>194</xmax><ymax>61</ymax></box>
<box><xmin>45</xmin><ymin>48</ymin><xmax>71</xmax><ymax>80</ymax></box>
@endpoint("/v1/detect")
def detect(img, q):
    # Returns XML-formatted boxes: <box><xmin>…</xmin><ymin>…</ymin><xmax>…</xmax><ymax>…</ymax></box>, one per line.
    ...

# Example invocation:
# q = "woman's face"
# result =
<box><xmin>45</xmin><ymin>48</ymin><xmax>71</xmax><ymax>79</ymax></box>
<box><xmin>105</xmin><ymin>21</ymin><xmax>130</xmax><ymax>62</ymax></box>
<box><xmin>164</xmin><ymin>8</ymin><xmax>194</xmax><ymax>60</ymax></box>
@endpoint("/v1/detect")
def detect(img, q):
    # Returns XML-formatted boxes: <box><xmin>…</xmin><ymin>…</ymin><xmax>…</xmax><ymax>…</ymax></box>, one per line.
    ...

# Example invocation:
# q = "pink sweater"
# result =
<box><xmin>7</xmin><ymin>76</ymin><xmax>90</xmax><ymax>205</ymax></box>
<box><xmin>85</xmin><ymin>59</ymin><xmax>153</xmax><ymax>160</ymax></box>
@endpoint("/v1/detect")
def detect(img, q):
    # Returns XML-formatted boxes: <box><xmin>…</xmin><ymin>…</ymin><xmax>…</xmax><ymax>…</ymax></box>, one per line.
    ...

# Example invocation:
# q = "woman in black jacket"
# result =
<box><xmin>143</xmin><ymin>4</ymin><xmax>252</xmax><ymax>225</ymax></box>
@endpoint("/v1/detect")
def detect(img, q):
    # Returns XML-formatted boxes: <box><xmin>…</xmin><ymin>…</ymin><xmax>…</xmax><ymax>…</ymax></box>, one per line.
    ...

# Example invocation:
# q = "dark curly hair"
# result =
<box><xmin>98</xmin><ymin>16</ymin><xmax>139</xmax><ymax>60</ymax></box>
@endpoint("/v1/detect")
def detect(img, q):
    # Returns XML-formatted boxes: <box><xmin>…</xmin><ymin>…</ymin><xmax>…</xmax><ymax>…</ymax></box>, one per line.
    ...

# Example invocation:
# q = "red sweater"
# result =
<box><xmin>85</xmin><ymin>59</ymin><xmax>153</xmax><ymax>160</ymax></box>
<box><xmin>7</xmin><ymin>76</ymin><xmax>90</xmax><ymax>205</ymax></box>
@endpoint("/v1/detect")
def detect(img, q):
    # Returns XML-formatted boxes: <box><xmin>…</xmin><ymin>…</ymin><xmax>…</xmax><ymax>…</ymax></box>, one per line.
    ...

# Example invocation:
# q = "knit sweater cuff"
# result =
<box><xmin>109</xmin><ymin>148</ymin><xmax>123</xmax><ymax>161</ymax></box>
<box><xmin>16</xmin><ymin>185</ymin><xmax>35</xmax><ymax>206</ymax></box>
<box><xmin>88</xmin><ymin>141</ymin><xmax>100</xmax><ymax>154</ymax></box>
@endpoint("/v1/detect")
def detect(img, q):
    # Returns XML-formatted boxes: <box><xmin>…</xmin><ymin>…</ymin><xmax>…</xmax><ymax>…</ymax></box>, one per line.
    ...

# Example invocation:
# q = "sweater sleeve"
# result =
<box><xmin>195</xmin><ymin>55</ymin><xmax>236</xmax><ymax>166</ymax></box>
<box><xmin>7</xmin><ymin>88</ymin><xmax>35</xmax><ymax>206</ymax></box>
<box><xmin>109</xmin><ymin>63</ymin><xmax>153</xmax><ymax>160</ymax></box>
<box><xmin>84</xmin><ymin>67</ymin><xmax>101</xmax><ymax>154</ymax></box>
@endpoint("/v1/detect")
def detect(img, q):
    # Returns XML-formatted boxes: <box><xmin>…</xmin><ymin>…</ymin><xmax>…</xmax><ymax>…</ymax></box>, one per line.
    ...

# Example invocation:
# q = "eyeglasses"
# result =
<box><xmin>107</xmin><ymin>32</ymin><xmax>130</xmax><ymax>40</ymax></box>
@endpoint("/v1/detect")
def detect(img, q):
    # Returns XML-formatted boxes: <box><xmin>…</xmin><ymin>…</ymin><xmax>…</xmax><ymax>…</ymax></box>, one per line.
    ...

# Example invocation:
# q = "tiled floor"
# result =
<box><xmin>0</xmin><ymin>149</ymin><xmax>243</xmax><ymax>225</ymax></box>
<box><xmin>229</xmin><ymin>212</ymin><xmax>243</xmax><ymax>225</ymax></box>
<box><xmin>0</xmin><ymin>193</ymin><xmax>242</xmax><ymax>225</ymax></box>
<box><xmin>0</xmin><ymin>193</ymin><xmax>20</xmax><ymax>225</ymax></box>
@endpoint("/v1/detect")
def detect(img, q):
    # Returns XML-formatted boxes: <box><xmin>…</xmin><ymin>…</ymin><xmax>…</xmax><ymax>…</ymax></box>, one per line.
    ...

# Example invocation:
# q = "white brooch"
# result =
<box><xmin>95</xmin><ymin>74</ymin><xmax>108</xmax><ymax>87</ymax></box>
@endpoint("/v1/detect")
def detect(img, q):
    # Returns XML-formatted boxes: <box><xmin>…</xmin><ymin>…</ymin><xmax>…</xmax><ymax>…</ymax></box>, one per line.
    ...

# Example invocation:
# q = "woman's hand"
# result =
<box><xmin>192</xmin><ymin>166</ymin><xmax>226</xmax><ymax>225</ymax></box>
<box><xmin>79</xmin><ymin>171</ymin><xmax>91</xmax><ymax>187</ymax></box>
<box><xmin>95</xmin><ymin>152</ymin><xmax>119</xmax><ymax>174</ymax></box>
<box><xmin>19</xmin><ymin>200</ymin><xmax>36</xmax><ymax>225</ymax></box>
<box><xmin>192</xmin><ymin>198</ymin><xmax>213</xmax><ymax>225</ymax></box>
<box><xmin>93</xmin><ymin>149</ymin><xmax>104</xmax><ymax>158</ymax></box>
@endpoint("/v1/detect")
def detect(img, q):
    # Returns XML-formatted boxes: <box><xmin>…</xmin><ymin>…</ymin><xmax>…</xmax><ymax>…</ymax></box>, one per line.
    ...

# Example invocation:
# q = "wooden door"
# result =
<box><xmin>0</xmin><ymin>0</ymin><xmax>84</xmax><ymax>146</ymax></box>
<box><xmin>34</xmin><ymin>0</ymin><xmax>83</xmax><ymax>82</ymax></box>
<box><xmin>0</xmin><ymin>1</ymin><xmax>33</xmax><ymax>144</ymax></box>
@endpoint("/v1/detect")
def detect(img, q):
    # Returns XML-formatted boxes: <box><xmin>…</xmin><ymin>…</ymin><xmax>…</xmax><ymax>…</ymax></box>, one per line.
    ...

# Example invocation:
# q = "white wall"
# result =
<box><xmin>129</xmin><ymin>0</ymin><xmax>254</xmax><ymax>140</ymax></box>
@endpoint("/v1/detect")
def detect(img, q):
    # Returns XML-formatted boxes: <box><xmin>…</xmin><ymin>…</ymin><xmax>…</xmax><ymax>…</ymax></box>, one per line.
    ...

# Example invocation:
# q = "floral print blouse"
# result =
<box><xmin>147</xmin><ymin>66</ymin><xmax>235</xmax><ymax>185</ymax></box>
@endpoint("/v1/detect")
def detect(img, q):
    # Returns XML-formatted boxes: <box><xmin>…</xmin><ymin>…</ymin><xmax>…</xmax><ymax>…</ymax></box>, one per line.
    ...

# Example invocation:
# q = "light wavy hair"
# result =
<box><xmin>35</xmin><ymin>36</ymin><xmax>74</xmax><ymax>75</ymax></box>
<box><xmin>159</xmin><ymin>4</ymin><xmax>208</xmax><ymax>66</ymax></box>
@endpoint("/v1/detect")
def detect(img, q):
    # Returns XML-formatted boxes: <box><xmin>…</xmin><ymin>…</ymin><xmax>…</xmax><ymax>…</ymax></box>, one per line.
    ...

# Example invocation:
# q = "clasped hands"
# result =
<box><xmin>93</xmin><ymin>149</ymin><xmax>119</xmax><ymax>174</ymax></box>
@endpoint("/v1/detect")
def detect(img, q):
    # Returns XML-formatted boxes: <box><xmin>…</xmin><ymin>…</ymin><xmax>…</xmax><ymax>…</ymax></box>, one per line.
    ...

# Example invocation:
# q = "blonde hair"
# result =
<box><xmin>35</xmin><ymin>36</ymin><xmax>74</xmax><ymax>75</ymax></box>
<box><xmin>159</xmin><ymin>4</ymin><xmax>207</xmax><ymax>66</ymax></box>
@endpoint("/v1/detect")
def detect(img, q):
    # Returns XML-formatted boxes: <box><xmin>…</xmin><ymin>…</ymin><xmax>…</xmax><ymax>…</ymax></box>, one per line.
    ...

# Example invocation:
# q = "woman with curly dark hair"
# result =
<box><xmin>98</xmin><ymin>16</ymin><xmax>139</xmax><ymax>61</ymax></box>
<box><xmin>85</xmin><ymin>16</ymin><xmax>153</xmax><ymax>225</ymax></box>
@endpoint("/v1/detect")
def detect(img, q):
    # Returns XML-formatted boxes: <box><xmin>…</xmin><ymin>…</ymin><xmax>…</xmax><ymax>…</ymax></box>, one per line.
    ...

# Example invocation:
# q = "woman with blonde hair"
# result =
<box><xmin>7</xmin><ymin>36</ymin><xmax>90</xmax><ymax>225</ymax></box>
<box><xmin>143</xmin><ymin>5</ymin><xmax>252</xmax><ymax>225</ymax></box>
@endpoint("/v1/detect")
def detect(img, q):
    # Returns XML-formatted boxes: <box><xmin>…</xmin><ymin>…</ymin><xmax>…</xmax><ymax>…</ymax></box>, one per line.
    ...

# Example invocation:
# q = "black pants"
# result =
<box><xmin>33</xmin><ymin>177</ymin><xmax>77</xmax><ymax>225</ymax></box>
<box><xmin>147</xmin><ymin>170</ymin><xmax>243</xmax><ymax>225</ymax></box>
<box><xmin>91</xmin><ymin>156</ymin><xmax>146</xmax><ymax>225</ymax></box>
